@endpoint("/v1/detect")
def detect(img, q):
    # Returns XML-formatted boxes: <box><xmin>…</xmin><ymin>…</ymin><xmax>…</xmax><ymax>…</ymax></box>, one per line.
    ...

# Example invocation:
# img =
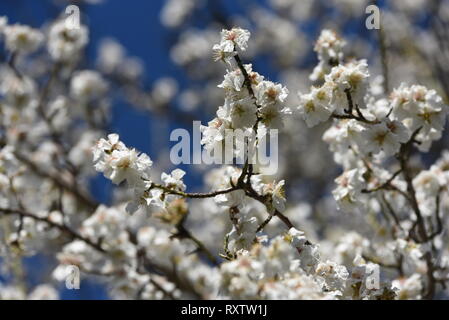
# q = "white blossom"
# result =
<box><xmin>2</xmin><ymin>13</ymin><xmax>449</xmax><ymax>301</ymax></box>
<box><xmin>218</xmin><ymin>28</ymin><xmax>251</xmax><ymax>52</ymax></box>
<box><xmin>217</xmin><ymin>97</ymin><xmax>257</xmax><ymax>129</ymax></box>
<box><xmin>71</xmin><ymin>70</ymin><xmax>108</xmax><ymax>102</ymax></box>
<box><xmin>4</xmin><ymin>24</ymin><xmax>43</xmax><ymax>53</ymax></box>
<box><xmin>92</xmin><ymin>134</ymin><xmax>152</xmax><ymax>186</ymax></box>
<box><xmin>47</xmin><ymin>20</ymin><xmax>88</xmax><ymax>61</ymax></box>
<box><xmin>297</xmin><ymin>84</ymin><xmax>334</xmax><ymax>127</ymax></box>
<box><xmin>360</xmin><ymin>120</ymin><xmax>409</xmax><ymax>157</ymax></box>
<box><xmin>332</xmin><ymin>168</ymin><xmax>365</xmax><ymax>211</ymax></box>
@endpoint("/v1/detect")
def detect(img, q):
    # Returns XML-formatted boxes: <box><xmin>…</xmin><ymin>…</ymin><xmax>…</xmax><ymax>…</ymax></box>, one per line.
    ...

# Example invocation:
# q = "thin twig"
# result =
<box><xmin>362</xmin><ymin>169</ymin><xmax>402</xmax><ymax>193</ymax></box>
<box><xmin>0</xmin><ymin>207</ymin><xmax>105</xmax><ymax>253</ymax></box>
<box><xmin>173</xmin><ymin>218</ymin><xmax>220</xmax><ymax>266</ymax></box>
<box><xmin>150</xmin><ymin>182</ymin><xmax>240</xmax><ymax>199</ymax></box>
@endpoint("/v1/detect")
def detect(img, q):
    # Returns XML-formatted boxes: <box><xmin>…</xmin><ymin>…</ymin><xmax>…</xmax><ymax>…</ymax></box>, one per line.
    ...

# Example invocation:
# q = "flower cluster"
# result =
<box><xmin>47</xmin><ymin>19</ymin><xmax>89</xmax><ymax>62</ymax></box>
<box><xmin>299</xmin><ymin>58</ymin><xmax>371</xmax><ymax>128</ymax></box>
<box><xmin>310</xmin><ymin>29</ymin><xmax>346</xmax><ymax>82</ymax></box>
<box><xmin>202</xmin><ymin>29</ymin><xmax>290</xmax><ymax>169</ymax></box>
<box><xmin>296</xmin><ymin>29</ymin><xmax>449</xmax><ymax>299</ymax></box>
<box><xmin>3</xmin><ymin>23</ymin><xmax>43</xmax><ymax>54</ymax></box>
<box><xmin>2</xmin><ymin>0</ymin><xmax>449</xmax><ymax>300</ymax></box>
<box><xmin>86</xmin><ymin>28</ymin><xmax>409</xmax><ymax>300</ymax></box>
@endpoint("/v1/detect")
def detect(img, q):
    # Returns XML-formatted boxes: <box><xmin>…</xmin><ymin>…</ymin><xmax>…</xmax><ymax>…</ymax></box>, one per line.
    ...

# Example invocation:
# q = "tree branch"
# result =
<box><xmin>0</xmin><ymin>207</ymin><xmax>105</xmax><ymax>253</ymax></box>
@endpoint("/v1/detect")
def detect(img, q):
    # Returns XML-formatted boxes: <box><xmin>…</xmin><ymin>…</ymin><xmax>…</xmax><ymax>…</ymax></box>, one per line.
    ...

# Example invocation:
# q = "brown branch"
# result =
<box><xmin>135</xmin><ymin>247</ymin><xmax>202</xmax><ymax>300</ymax></box>
<box><xmin>147</xmin><ymin>277</ymin><xmax>177</xmax><ymax>300</ymax></box>
<box><xmin>362</xmin><ymin>254</ymin><xmax>401</xmax><ymax>270</ymax></box>
<box><xmin>397</xmin><ymin>128</ymin><xmax>427</xmax><ymax>243</ymax></box>
<box><xmin>362</xmin><ymin>169</ymin><xmax>402</xmax><ymax>193</ymax></box>
<box><xmin>380</xmin><ymin>192</ymin><xmax>403</xmax><ymax>233</ymax></box>
<box><xmin>232</xmin><ymin>52</ymin><xmax>261</xmax><ymax>185</ymax></box>
<box><xmin>344</xmin><ymin>88</ymin><xmax>354</xmax><ymax>114</ymax></box>
<box><xmin>396</xmin><ymin>127</ymin><xmax>439</xmax><ymax>299</ymax></box>
<box><xmin>0</xmin><ymin>209</ymin><xmax>198</xmax><ymax>300</ymax></box>
<box><xmin>256</xmin><ymin>214</ymin><xmax>274</xmax><ymax>233</ymax></box>
<box><xmin>428</xmin><ymin>189</ymin><xmax>444</xmax><ymax>240</ymax></box>
<box><xmin>331</xmin><ymin>112</ymin><xmax>380</xmax><ymax>124</ymax></box>
<box><xmin>7</xmin><ymin>51</ymin><xmax>23</xmax><ymax>79</ymax></box>
<box><xmin>332</xmin><ymin>90</ymin><xmax>380</xmax><ymax>124</ymax></box>
<box><xmin>243</xmin><ymin>184</ymin><xmax>311</xmax><ymax>244</ymax></box>
<box><xmin>173</xmin><ymin>218</ymin><xmax>220</xmax><ymax>266</ymax></box>
<box><xmin>0</xmin><ymin>207</ymin><xmax>105</xmax><ymax>253</ymax></box>
<box><xmin>150</xmin><ymin>182</ymin><xmax>240</xmax><ymax>199</ymax></box>
<box><xmin>233</xmin><ymin>54</ymin><xmax>256</xmax><ymax>100</ymax></box>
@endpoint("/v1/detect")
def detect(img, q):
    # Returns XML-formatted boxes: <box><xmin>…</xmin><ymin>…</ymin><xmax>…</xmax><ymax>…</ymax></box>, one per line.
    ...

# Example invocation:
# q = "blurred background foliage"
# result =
<box><xmin>1</xmin><ymin>0</ymin><xmax>449</xmax><ymax>298</ymax></box>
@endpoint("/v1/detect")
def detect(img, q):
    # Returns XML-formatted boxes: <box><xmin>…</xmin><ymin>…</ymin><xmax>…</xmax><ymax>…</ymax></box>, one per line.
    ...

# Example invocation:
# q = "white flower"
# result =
<box><xmin>416</xmin><ymin>103</ymin><xmax>446</xmax><ymax>133</ymax></box>
<box><xmin>259</xmin><ymin>104</ymin><xmax>291</xmax><ymax>129</ymax></box>
<box><xmin>160</xmin><ymin>0</ymin><xmax>196</xmax><ymax>28</ymax></box>
<box><xmin>4</xmin><ymin>24</ymin><xmax>43</xmax><ymax>53</ymax></box>
<box><xmin>217</xmin><ymin>97</ymin><xmax>257</xmax><ymax>128</ymax></box>
<box><xmin>367</xmin><ymin>97</ymin><xmax>390</xmax><ymax>119</ymax></box>
<box><xmin>315</xmin><ymin>260</ymin><xmax>349</xmax><ymax>294</ymax></box>
<box><xmin>215</xmin><ymin>189</ymin><xmax>246</xmax><ymax>208</ymax></box>
<box><xmin>0</xmin><ymin>71</ymin><xmax>37</xmax><ymax>108</ymax></box>
<box><xmin>48</xmin><ymin>20</ymin><xmax>88</xmax><ymax>61</ymax></box>
<box><xmin>200</xmin><ymin>117</ymin><xmax>233</xmax><ymax>155</ymax></box>
<box><xmin>0</xmin><ymin>285</ymin><xmax>27</xmax><ymax>299</ymax></box>
<box><xmin>314</xmin><ymin>29</ymin><xmax>346</xmax><ymax>64</ymax></box>
<box><xmin>161</xmin><ymin>169</ymin><xmax>186</xmax><ymax>191</ymax></box>
<box><xmin>433</xmin><ymin>151</ymin><xmax>449</xmax><ymax>186</ymax></box>
<box><xmin>254</xmin><ymin>81</ymin><xmax>290</xmax><ymax>129</ymax></box>
<box><xmin>68</xmin><ymin>131</ymin><xmax>100</xmax><ymax>168</ymax></box>
<box><xmin>413</xmin><ymin>170</ymin><xmax>440</xmax><ymax>196</ymax></box>
<box><xmin>298</xmin><ymin>85</ymin><xmax>334</xmax><ymax>127</ymax></box>
<box><xmin>81</xmin><ymin>205</ymin><xmax>126</xmax><ymax>241</ymax></box>
<box><xmin>360</xmin><ymin>120</ymin><xmax>409</xmax><ymax>157</ymax></box>
<box><xmin>219</xmin><ymin>28</ymin><xmax>251</xmax><ymax>52</ymax></box>
<box><xmin>107</xmin><ymin>149</ymin><xmax>145</xmax><ymax>185</ymax></box>
<box><xmin>271</xmin><ymin>180</ymin><xmax>286</xmax><ymax>212</ymax></box>
<box><xmin>413</xmin><ymin>169</ymin><xmax>441</xmax><ymax>217</ymax></box>
<box><xmin>285</xmin><ymin>228</ymin><xmax>308</xmax><ymax>248</ymax></box>
<box><xmin>392</xmin><ymin>274</ymin><xmax>422</xmax><ymax>300</ymax></box>
<box><xmin>226</xmin><ymin>214</ymin><xmax>259</xmax><ymax>252</ymax></box>
<box><xmin>218</xmin><ymin>68</ymin><xmax>245</xmax><ymax>93</ymax></box>
<box><xmin>151</xmin><ymin>77</ymin><xmax>178</xmax><ymax>106</ymax></box>
<box><xmin>335</xmin><ymin>232</ymin><xmax>369</xmax><ymax>266</ymax></box>
<box><xmin>245</xmin><ymin>64</ymin><xmax>265</xmax><ymax>86</ymax></box>
<box><xmin>92</xmin><ymin>133</ymin><xmax>124</xmax><ymax>162</ymax></box>
<box><xmin>390</xmin><ymin>83</ymin><xmax>415</xmax><ymax>119</ymax></box>
<box><xmin>28</xmin><ymin>285</ymin><xmax>59</xmax><ymax>300</ymax></box>
<box><xmin>390</xmin><ymin>84</ymin><xmax>448</xmax><ymax>151</ymax></box>
<box><xmin>71</xmin><ymin>70</ymin><xmax>108</xmax><ymax>102</ymax></box>
<box><xmin>332</xmin><ymin>168</ymin><xmax>365</xmax><ymax>211</ymax></box>
<box><xmin>325</xmin><ymin>59</ymin><xmax>370</xmax><ymax>108</ymax></box>
<box><xmin>255</xmin><ymin>81</ymin><xmax>289</xmax><ymax>107</ymax></box>
<box><xmin>97</xmin><ymin>38</ymin><xmax>125</xmax><ymax>73</ymax></box>
<box><xmin>218</xmin><ymin>64</ymin><xmax>264</xmax><ymax>99</ymax></box>
<box><xmin>310</xmin><ymin>29</ymin><xmax>346</xmax><ymax>81</ymax></box>
<box><xmin>212</xmin><ymin>42</ymin><xmax>236</xmax><ymax>64</ymax></box>
<box><xmin>0</xmin><ymin>16</ymin><xmax>7</xmax><ymax>34</ymax></box>
<box><xmin>262</xmin><ymin>180</ymin><xmax>286</xmax><ymax>213</ymax></box>
<box><xmin>146</xmin><ymin>188</ymin><xmax>166</xmax><ymax>209</ymax></box>
<box><xmin>205</xmin><ymin>166</ymin><xmax>246</xmax><ymax>208</ymax></box>
<box><xmin>93</xmin><ymin>134</ymin><xmax>152</xmax><ymax>186</ymax></box>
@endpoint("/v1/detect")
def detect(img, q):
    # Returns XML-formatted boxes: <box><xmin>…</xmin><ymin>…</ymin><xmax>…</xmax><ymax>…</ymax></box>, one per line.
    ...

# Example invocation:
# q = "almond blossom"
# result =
<box><xmin>1</xmin><ymin>1</ymin><xmax>449</xmax><ymax>301</ymax></box>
